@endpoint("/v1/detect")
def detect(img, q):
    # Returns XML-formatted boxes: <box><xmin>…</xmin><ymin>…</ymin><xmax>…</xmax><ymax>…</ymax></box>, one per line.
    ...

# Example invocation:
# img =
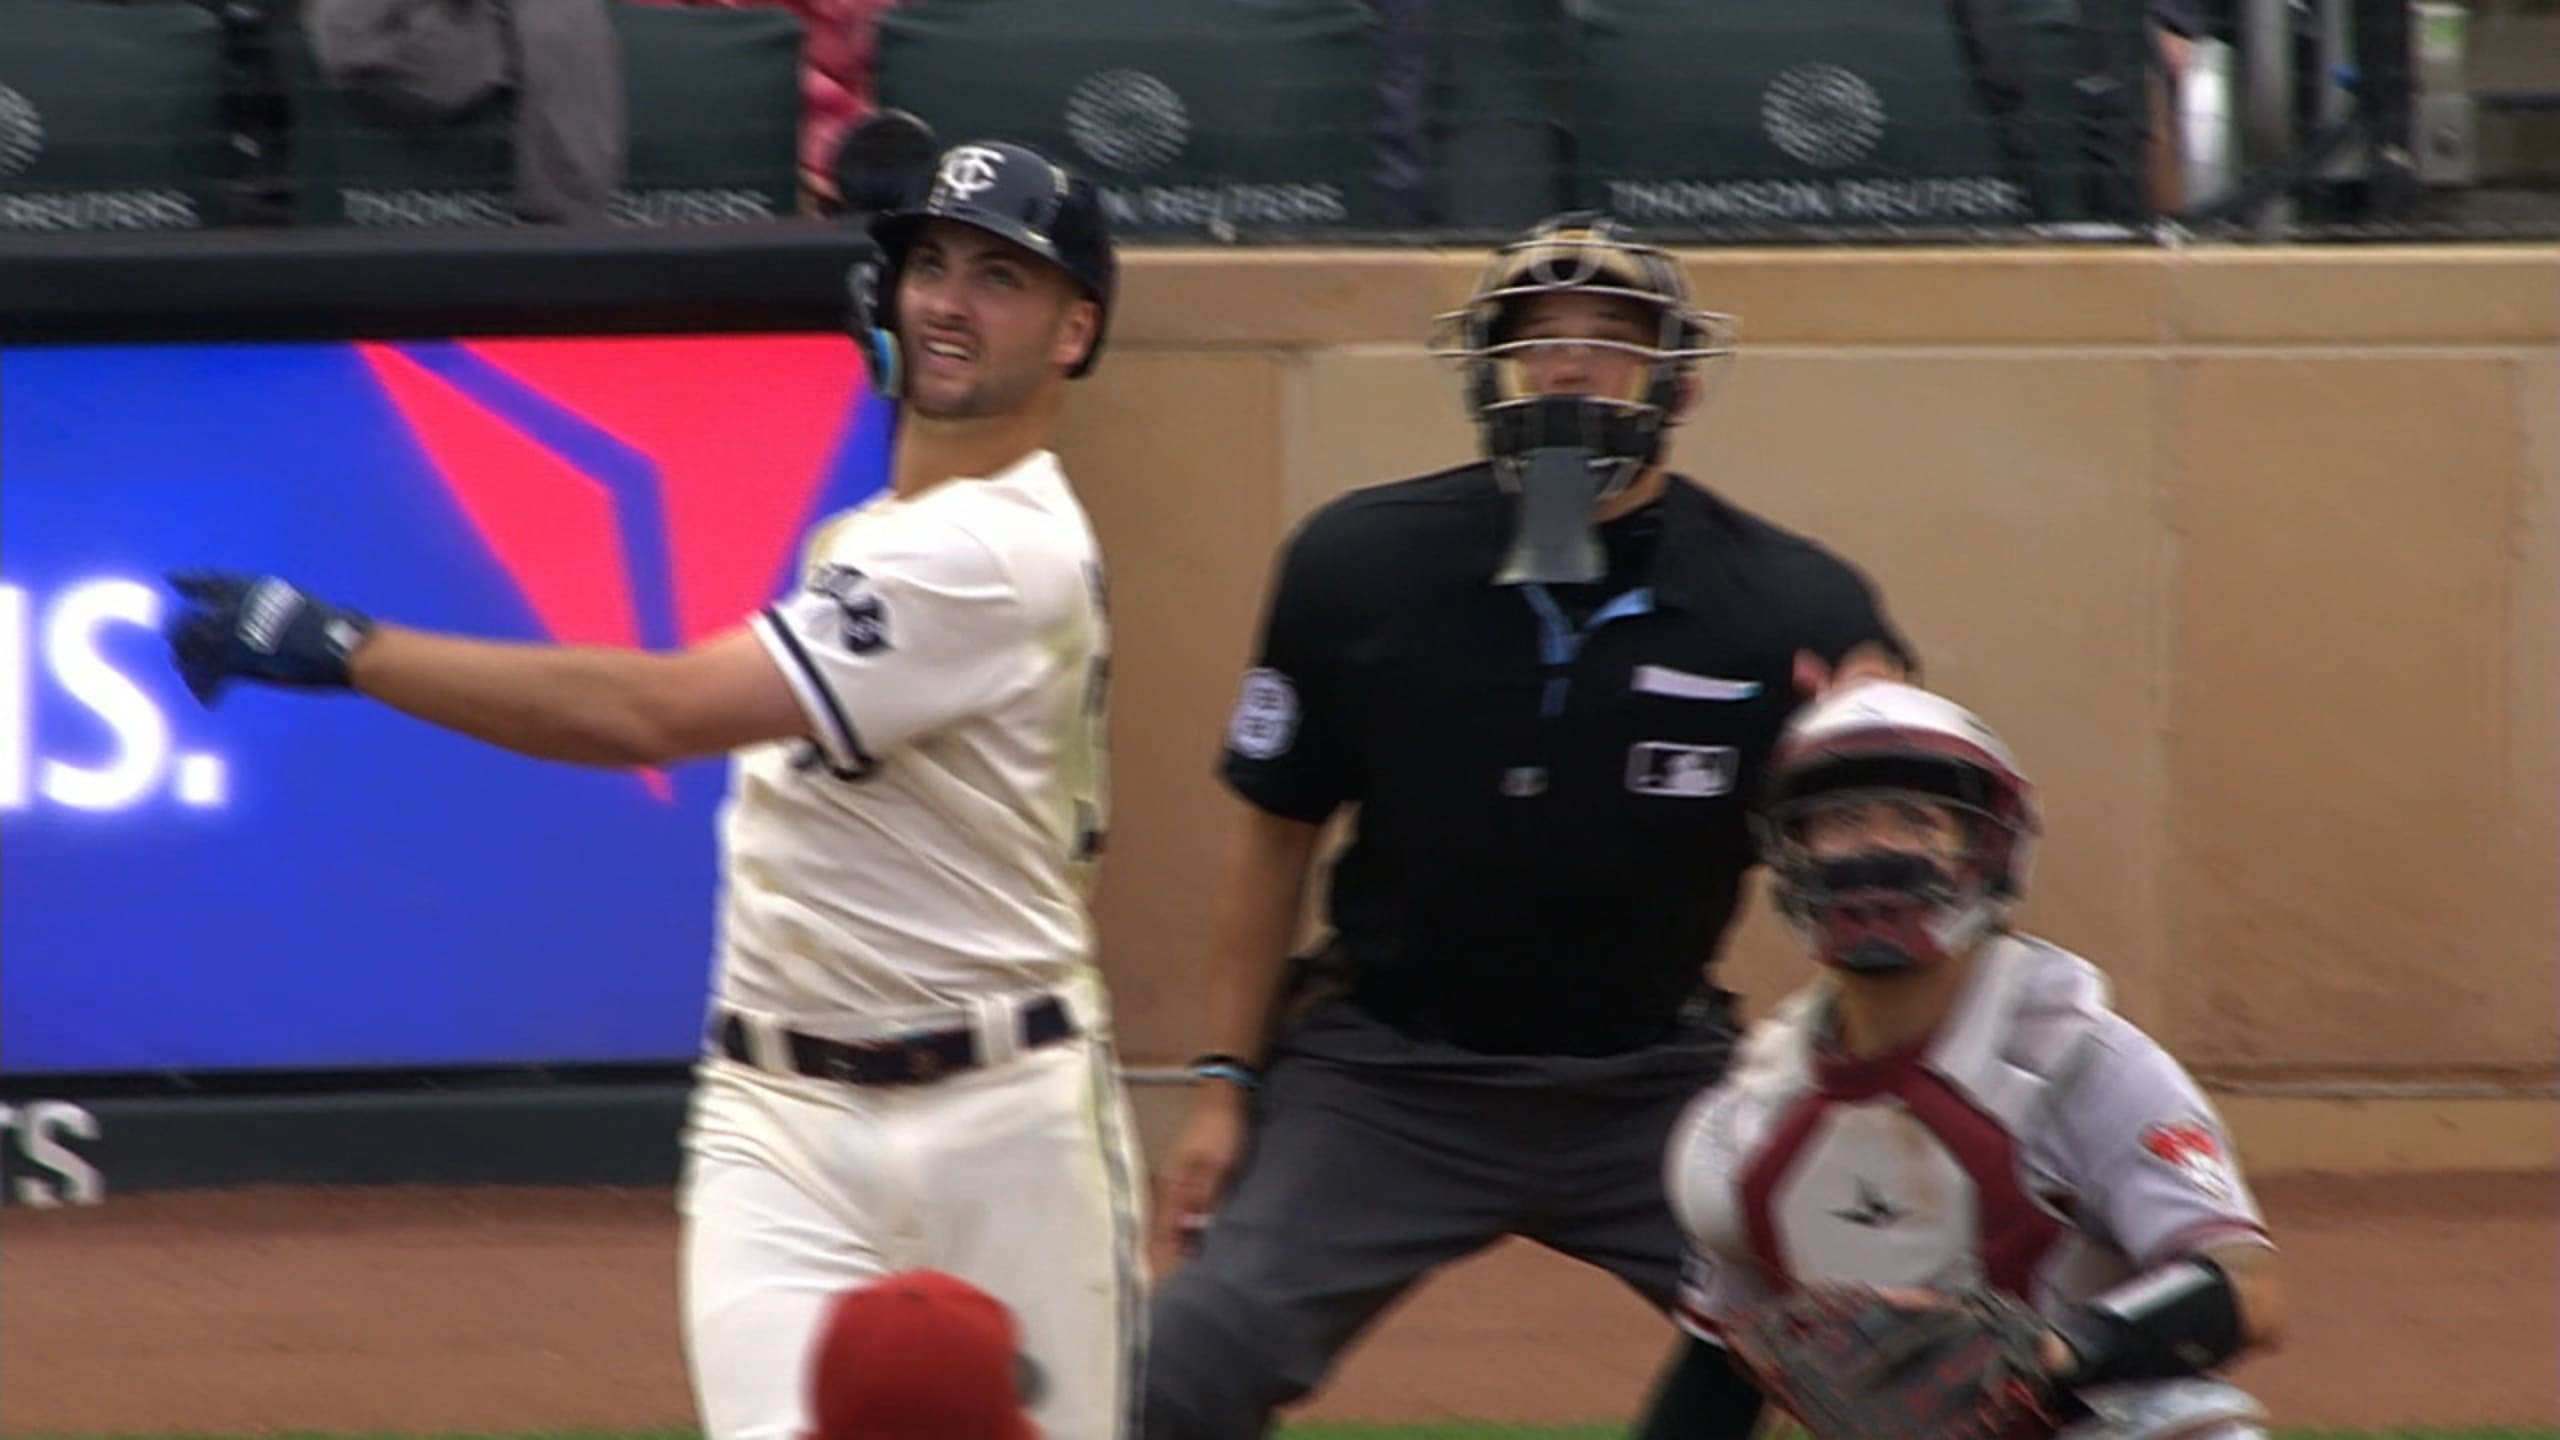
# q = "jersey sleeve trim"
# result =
<box><xmin>2140</xmin><ymin>1218</ymin><xmax>2275</xmax><ymax>1269</ymax></box>
<box><xmin>752</xmin><ymin>605</ymin><xmax>877</xmax><ymax>778</ymax></box>
<box><xmin>1217</xmin><ymin>764</ymin><xmax>1343</xmax><ymax>824</ymax></box>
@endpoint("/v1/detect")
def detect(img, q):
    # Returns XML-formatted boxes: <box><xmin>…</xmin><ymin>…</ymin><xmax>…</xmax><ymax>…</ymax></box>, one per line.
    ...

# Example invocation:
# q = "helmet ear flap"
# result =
<box><xmin>845</xmin><ymin>233</ymin><xmax>902</xmax><ymax>398</ymax></box>
<box><xmin>1057</xmin><ymin>175</ymin><xmax>1115</xmax><ymax>379</ymax></box>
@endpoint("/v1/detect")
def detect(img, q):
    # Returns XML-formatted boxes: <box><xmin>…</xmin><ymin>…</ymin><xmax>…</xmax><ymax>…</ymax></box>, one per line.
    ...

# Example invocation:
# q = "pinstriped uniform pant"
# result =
<box><xmin>679</xmin><ymin>1036</ymin><xmax>1148</xmax><ymax>1440</ymax></box>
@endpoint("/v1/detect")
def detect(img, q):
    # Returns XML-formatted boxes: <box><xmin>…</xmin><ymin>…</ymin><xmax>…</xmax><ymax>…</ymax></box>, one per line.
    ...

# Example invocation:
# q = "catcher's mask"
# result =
<box><xmin>1428</xmin><ymin>212</ymin><xmax>1736</xmax><ymax>585</ymax></box>
<box><xmin>1757</xmin><ymin>683</ymin><xmax>2039</xmax><ymax>975</ymax></box>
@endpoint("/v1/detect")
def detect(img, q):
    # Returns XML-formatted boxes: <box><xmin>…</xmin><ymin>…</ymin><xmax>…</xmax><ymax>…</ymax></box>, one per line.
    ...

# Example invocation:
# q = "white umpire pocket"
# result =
<box><xmin>1631</xmin><ymin>664</ymin><xmax>1761</xmax><ymax>701</ymax></box>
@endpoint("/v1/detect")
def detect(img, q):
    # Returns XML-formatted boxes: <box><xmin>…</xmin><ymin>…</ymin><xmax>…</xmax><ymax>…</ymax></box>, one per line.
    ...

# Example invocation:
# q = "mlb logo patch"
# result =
<box><xmin>1626</xmin><ymin>742</ymin><xmax>1737</xmax><ymax>797</ymax></box>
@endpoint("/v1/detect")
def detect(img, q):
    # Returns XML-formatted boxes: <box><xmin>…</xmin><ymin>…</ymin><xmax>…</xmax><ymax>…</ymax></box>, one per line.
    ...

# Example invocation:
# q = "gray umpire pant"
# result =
<box><xmin>1143</xmin><ymin>993</ymin><xmax>1736</xmax><ymax>1440</ymax></box>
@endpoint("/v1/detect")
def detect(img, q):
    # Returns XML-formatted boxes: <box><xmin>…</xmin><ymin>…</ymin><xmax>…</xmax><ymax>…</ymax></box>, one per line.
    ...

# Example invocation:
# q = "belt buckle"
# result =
<box><xmin>843</xmin><ymin>1033</ymin><xmax>946</xmax><ymax>1084</ymax></box>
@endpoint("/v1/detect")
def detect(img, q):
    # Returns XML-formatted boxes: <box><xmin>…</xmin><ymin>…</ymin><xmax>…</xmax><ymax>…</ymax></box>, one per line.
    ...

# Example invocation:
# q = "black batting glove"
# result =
<box><xmin>164</xmin><ymin>571</ymin><xmax>375</xmax><ymax>708</ymax></box>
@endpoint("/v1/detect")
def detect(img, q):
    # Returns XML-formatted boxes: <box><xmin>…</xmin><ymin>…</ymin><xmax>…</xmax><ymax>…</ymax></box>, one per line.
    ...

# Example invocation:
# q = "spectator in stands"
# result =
<box><xmin>2152</xmin><ymin>0</ymin><xmax>2203</xmax><ymax>213</ymax></box>
<box><xmin>305</xmin><ymin>0</ymin><xmax>624</xmax><ymax>223</ymax></box>
<box><xmin>1372</xmin><ymin>0</ymin><xmax>1431</xmax><ymax>227</ymax></box>
<box><xmin>1369</xmin><ymin>0</ymin><xmax>2200</xmax><ymax>229</ymax></box>
<box><xmin>623</xmin><ymin>0</ymin><xmax>908</xmax><ymax>210</ymax></box>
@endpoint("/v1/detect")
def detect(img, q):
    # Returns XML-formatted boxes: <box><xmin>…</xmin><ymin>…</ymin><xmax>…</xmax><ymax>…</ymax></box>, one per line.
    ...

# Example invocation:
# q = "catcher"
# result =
<box><xmin>1646</xmin><ymin>681</ymin><xmax>2284</xmax><ymax>1440</ymax></box>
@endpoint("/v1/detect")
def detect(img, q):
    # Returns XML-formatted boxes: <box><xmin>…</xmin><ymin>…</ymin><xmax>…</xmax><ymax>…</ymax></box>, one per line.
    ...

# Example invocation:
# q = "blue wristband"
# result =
<box><xmin>1188</xmin><ymin>1057</ymin><xmax>1260</xmax><ymax>1093</ymax></box>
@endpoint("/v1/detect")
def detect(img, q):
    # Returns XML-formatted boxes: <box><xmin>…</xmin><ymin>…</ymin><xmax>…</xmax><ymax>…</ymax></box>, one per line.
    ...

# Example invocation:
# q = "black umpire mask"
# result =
<box><xmin>1433</xmin><ymin>216</ymin><xmax>1730</xmax><ymax>587</ymax></box>
<box><xmin>1485</xmin><ymin>395</ymin><xmax>1661</xmax><ymax>586</ymax></box>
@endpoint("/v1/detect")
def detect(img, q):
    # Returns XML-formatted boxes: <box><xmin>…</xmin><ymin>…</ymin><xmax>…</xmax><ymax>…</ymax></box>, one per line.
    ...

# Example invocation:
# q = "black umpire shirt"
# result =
<box><xmin>1221</xmin><ymin>463</ymin><xmax>1912</xmax><ymax>1058</ymax></box>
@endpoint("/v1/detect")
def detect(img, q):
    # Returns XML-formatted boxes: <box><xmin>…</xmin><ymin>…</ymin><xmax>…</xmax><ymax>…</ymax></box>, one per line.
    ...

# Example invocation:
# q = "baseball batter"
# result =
<box><xmin>1645</xmin><ymin>681</ymin><xmax>2285</xmax><ymax>1440</ymax></box>
<box><xmin>162</xmin><ymin>140</ymin><xmax>1145</xmax><ymax>1440</ymax></box>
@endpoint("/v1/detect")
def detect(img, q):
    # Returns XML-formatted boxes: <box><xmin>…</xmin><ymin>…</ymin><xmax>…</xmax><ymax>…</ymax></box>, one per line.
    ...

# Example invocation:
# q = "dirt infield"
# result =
<box><xmin>2</xmin><ymin>1173</ymin><xmax>2550</xmax><ymax>1437</ymax></box>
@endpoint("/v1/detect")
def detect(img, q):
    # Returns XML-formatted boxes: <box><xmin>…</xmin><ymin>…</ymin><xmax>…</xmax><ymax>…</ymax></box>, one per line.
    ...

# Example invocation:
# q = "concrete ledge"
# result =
<box><xmin>2220</xmin><ymin>1093</ymin><xmax>2558</xmax><ymax>1176</ymax></box>
<box><xmin>4</xmin><ymin>1078</ymin><xmax>2546</xmax><ymax>1206</ymax></box>
<box><xmin>1129</xmin><ymin>1077</ymin><xmax>2555</xmax><ymax>1182</ymax></box>
<box><xmin>1109</xmin><ymin>245</ymin><xmax>2560</xmax><ymax>349</ymax></box>
<box><xmin>0</xmin><ymin>1081</ymin><xmax>693</xmax><ymax>1205</ymax></box>
<box><xmin>2168</xmin><ymin>246</ymin><xmax>2560</xmax><ymax>345</ymax></box>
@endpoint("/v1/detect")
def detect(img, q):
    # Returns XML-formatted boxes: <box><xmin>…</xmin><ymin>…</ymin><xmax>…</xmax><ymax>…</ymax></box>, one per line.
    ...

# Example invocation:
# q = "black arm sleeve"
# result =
<box><xmin>2051</xmin><ymin>1253</ymin><xmax>2250</xmax><ymax>1389</ymax></box>
<box><xmin>1218</xmin><ymin>518</ymin><xmax>1355</xmax><ymax>823</ymax></box>
<box><xmin>1630</xmin><ymin>1335</ymin><xmax>1768</xmax><ymax>1440</ymax></box>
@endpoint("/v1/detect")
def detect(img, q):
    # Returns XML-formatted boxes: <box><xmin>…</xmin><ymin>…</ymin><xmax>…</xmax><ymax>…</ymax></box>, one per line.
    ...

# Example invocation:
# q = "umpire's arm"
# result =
<box><xmin>1200</xmin><ymin>803</ymin><xmax>1326</xmax><ymax>1068</ymax></box>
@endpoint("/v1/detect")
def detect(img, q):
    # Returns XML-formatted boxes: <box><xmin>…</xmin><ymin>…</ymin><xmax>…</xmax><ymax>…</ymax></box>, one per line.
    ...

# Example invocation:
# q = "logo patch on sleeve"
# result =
<box><xmin>2140</xmin><ymin>1121</ymin><xmax>2237</xmax><ymax>1202</ymax></box>
<box><xmin>809</xmin><ymin>563</ymin><xmax>890</xmax><ymax>654</ymax></box>
<box><xmin>1227</xmin><ymin>668</ymin><xmax>1299</xmax><ymax>760</ymax></box>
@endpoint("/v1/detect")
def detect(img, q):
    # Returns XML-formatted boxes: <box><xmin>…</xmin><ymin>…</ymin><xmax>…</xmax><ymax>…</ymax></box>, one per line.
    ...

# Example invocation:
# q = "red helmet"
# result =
<box><xmin>805</xmin><ymin>1270</ymin><xmax>1037</xmax><ymax>1440</ymax></box>
<box><xmin>1758</xmin><ymin>682</ymin><xmax>2040</xmax><ymax>973</ymax></box>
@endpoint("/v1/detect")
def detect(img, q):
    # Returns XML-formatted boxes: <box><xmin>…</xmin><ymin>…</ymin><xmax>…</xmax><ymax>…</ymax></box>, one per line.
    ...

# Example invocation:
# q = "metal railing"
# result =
<box><xmin>0</xmin><ymin>0</ymin><xmax>2551</xmax><ymax>243</ymax></box>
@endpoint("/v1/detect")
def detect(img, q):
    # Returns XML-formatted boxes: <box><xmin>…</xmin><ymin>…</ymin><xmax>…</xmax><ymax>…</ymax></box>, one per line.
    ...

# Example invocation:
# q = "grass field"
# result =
<box><xmin>17</xmin><ymin>1428</ymin><xmax>2556</xmax><ymax>1440</ymax></box>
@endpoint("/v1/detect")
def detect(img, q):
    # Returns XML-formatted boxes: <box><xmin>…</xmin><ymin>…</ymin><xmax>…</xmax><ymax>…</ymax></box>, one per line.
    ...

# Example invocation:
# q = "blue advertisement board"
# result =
<box><xmin>1</xmin><ymin>335</ymin><xmax>893</xmax><ymax>1074</ymax></box>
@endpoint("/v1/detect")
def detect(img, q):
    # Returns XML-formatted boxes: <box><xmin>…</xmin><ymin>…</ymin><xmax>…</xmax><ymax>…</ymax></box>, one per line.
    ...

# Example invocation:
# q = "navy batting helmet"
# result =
<box><xmin>849</xmin><ymin>139</ymin><xmax>1118</xmax><ymax>393</ymax></box>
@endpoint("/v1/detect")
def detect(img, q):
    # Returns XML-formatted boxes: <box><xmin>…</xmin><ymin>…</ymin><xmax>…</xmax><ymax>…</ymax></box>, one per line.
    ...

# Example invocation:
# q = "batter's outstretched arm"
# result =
<box><xmin>351</xmin><ymin>624</ymin><xmax>806</xmax><ymax>768</ymax></box>
<box><xmin>164</xmin><ymin>569</ymin><xmax>808</xmax><ymax>766</ymax></box>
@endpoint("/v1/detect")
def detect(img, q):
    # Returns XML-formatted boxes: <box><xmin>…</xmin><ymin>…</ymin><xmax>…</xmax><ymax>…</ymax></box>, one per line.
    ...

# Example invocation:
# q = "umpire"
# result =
<box><xmin>1142</xmin><ymin>213</ymin><xmax>1915</xmax><ymax>1439</ymax></box>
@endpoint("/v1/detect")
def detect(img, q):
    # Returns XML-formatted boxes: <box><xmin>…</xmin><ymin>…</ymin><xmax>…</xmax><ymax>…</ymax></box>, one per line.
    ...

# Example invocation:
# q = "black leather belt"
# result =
<box><xmin>714</xmin><ymin>996</ymin><xmax>1076</xmax><ymax>1086</ymax></box>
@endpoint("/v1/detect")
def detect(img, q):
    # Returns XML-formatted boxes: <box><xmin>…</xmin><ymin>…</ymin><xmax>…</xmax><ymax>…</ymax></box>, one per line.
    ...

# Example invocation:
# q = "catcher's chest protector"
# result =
<box><xmin>1673</xmin><ymin>938</ymin><xmax>2111</xmax><ymax>1303</ymax></box>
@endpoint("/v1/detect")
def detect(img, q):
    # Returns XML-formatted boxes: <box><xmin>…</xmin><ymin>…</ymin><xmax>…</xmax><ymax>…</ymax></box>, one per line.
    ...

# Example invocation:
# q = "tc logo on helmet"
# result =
<box><xmin>933</xmin><ymin>145</ymin><xmax>1006</xmax><ymax>203</ymax></box>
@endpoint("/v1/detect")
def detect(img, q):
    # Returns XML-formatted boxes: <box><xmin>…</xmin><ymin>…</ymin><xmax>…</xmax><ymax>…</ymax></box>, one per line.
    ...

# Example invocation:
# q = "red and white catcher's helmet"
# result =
<box><xmin>1757</xmin><ymin>682</ymin><xmax>2041</xmax><ymax>973</ymax></box>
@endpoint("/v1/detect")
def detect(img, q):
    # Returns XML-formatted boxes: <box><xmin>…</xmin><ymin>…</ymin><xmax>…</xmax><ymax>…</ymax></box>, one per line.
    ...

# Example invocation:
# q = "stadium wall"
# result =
<box><xmin>1077</xmin><ymin>245</ymin><xmax>2560</xmax><ymax>1084</ymax></box>
<box><xmin>1071</xmin><ymin>244</ymin><xmax>2560</xmax><ymax>1181</ymax></box>
<box><xmin>2</xmin><ymin>238</ymin><xmax>2549</xmax><ymax>1198</ymax></box>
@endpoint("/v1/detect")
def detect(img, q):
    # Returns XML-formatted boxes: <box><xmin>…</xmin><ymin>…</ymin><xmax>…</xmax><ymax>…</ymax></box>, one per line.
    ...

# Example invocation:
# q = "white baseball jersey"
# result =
<box><xmin>721</xmin><ymin>447</ymin><xmax>1111</xmax><ymax>1021</ymax></box>
<box><xmin>680</xmin><ymin>448</ymin><xmax>1145</xmax><ymax>1440</ymax></box>
<box><xmin>1666</xmin><ymin>934</ymin><xmax>2272</xmax><ymax>1340</ymax></box>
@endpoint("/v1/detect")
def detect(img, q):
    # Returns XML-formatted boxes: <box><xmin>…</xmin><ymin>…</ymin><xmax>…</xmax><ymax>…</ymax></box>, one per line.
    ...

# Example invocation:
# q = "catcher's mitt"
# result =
<box><xmin>1722</xmin><ymin>1284</ymin><xmax>2066</xmax><ymax>1440</ymax></box>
